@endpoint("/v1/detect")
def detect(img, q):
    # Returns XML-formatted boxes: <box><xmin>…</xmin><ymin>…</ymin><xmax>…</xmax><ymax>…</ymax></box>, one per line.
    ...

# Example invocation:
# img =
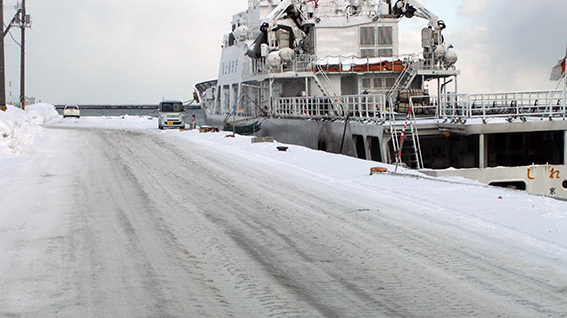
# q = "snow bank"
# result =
<box><xmin>0</xmin><ymin>104</ymin><xmax>59</xmax><ymax>155</ymax></box>
<box><xmin>26</xmin><ymin>103</ymin><xmax>60</xmax><ymax>124</ymax></box>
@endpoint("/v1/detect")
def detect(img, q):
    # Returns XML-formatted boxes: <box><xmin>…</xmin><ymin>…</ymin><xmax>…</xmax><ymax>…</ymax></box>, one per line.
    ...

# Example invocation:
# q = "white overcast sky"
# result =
<box><xmin>3</xmin><ymin>0</ymin><xmax>567</xmax><ymax>105</ymax></box>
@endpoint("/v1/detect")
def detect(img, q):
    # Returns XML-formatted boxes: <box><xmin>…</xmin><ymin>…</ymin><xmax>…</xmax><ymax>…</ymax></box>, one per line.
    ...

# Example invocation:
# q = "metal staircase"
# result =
<box><xmin>386</xmin><ymin>61</ymin><xmax>418</xmax><ymax>103</ymax></box>
<box><xmin>313</xmin><ymin>64</ymin><xmax>340</xmax><ymax>97</ymax></box>
<box><xmin>311</xmin><ymin>64</ymin><xmax>344</xmax><ymax>115</ymax></box>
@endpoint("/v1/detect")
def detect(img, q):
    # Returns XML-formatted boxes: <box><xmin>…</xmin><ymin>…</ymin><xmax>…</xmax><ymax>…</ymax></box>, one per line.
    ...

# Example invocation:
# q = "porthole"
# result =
<box><xmin>563</xmin><ymin>180</ymin><xmax>567</xmax><ymax>189</ymax></box>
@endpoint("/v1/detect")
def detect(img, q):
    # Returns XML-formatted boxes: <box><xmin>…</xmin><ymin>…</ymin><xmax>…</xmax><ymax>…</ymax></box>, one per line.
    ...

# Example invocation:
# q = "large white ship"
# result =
<box><xmin>194</xmin><ymin>0</ymin><xmax>567</xmax><ymax>199</ymax></box>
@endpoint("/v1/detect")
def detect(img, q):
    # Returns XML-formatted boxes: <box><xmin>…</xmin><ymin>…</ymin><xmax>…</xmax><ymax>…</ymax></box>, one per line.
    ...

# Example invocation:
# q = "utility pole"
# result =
<box><xmin>19</xmin><ymin>0</ymin><xmax>27</xmax><ymax>110</ymax></box>
<box><xmin>0</xmin><ymin>0</ymin><xmax>7</xmax><ymax>112</ymax></box>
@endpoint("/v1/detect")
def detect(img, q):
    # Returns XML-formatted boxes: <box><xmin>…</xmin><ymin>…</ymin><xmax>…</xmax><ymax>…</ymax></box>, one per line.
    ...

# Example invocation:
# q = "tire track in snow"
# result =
<box><xmin>21</xmin><ymin>126</ymin><xmax>565</xmax><ymax>317</ymax></box>
<box><xmin>139</xmin><ymin>130</ymin><xmax>567</xmax><ymax>317</ymax></box>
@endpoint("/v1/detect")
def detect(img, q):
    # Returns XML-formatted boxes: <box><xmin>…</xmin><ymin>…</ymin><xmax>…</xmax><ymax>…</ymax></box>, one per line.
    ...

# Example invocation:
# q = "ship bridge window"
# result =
<box><xmin>359</xmin><ymin>26</ymin><xmax>393</xmax><ymax>58</ymax></box>
<box><xmin>361</xmin><ymin>49</ymin><xmax>376</xmax><ymax>58</ymax></box>
<box><xmin>377</xmin><ymin>49</ymin><xmax>393</xmax><ymax>57</ymax></box>
<box><xmin>360</xmin><ymin>27</ymin><xmax>375</xmax><ymax>46</ymax></box>
<box><xmin>377</xmin><ymin>27</ymin><xmax>393</xmax><ymax>46</ymax></box>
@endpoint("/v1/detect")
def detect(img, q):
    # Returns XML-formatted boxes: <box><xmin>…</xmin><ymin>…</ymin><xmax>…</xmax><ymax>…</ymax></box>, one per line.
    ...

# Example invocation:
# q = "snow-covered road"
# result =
<box><xmin>1</xmin><ymin>112</ymin><xmax>567</xmax><ymax>317</ymax></box>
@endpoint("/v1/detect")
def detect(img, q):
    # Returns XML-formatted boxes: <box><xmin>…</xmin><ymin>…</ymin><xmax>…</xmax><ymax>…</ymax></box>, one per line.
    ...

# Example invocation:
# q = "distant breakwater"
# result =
<box><xmin>54</xmin><ymin>105</ymin><xmax>158</xmax><ymax>110</ymax></box>
<box><xmin>54</xmin><ymin>105</ymin><xmax>204</xmax><ymax>118</ymax></box>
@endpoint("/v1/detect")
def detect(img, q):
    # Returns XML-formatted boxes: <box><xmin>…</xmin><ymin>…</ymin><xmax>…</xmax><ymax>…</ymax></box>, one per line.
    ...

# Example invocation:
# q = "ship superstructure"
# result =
<box><xmin>195</xmin><ymin>0</ymin><xmax>567</xmax><ymax>199</ymax></box>
<box><xmin>197</xmin><ymin>0</ymin><xmax>458</xmax><ymax>120</ymax></box>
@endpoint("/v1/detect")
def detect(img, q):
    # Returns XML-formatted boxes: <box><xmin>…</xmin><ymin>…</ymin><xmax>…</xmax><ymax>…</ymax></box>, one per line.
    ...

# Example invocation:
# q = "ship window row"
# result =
<box><xmin>222</xmin><ymin>60</ymin><xmax>239</xmax><ymax>75</ymax></box>
<box><xmin>360</xmin><ymin>26</ymin><xmax>393</xmax><ymax>46</ymax></box>
<box><xmin>360</xmin><ymin>48</ymin><xmax>393</xmax><ymax>58</ymax></box>
<box><xmin>360</xmin><ymin>26</ymin><xmax>393</xmax><ymax>57</ymax></box>
<box><xmin>361</xmin><ymin>77</ymin><xmax>396</xmax><ymax>90</ymax></box>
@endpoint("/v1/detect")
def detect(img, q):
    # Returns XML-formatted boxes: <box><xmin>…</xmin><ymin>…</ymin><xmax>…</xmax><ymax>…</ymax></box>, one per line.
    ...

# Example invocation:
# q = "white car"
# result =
<box><xmin>63</xmin><ymin>105</ymin><xmax>80</xmax><ymax>118</ymax></box>
<box><xmin>158</xmin><ymin>100</ymin><xmax>185</xmax><ymax>129</ymax></box>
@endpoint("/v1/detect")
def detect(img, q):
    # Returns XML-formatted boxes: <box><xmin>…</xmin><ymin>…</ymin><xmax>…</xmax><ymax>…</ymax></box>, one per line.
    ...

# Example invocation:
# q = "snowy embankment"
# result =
<box><xmin>0</xmin><ymin>104</ymin><xmax>59</xmax><ymax>155</ymax></box>
<box><xmin>3</xmin><ymin>104</ymin><xmax>567</xmax><ymax>263</ymax></box>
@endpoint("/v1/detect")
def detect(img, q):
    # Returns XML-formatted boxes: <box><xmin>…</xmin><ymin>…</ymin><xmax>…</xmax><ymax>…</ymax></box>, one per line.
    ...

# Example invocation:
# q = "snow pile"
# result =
<box><xmin>26</xmin><ymin>103</ymin><xmax>60</xmax><ymax>124</ymax></box>
<box><xmin>0</xmin><ymin>104</ymin><xmax>59</xmax><ymax>155</ymax></box>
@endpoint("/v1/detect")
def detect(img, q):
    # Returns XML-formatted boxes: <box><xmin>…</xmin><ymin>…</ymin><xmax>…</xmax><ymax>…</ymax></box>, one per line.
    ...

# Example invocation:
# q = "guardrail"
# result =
<box><xmin>273</xmin><ymin>94</ymin><xmax>386</xmax><ymax>120</ymax></box>
<box><xmin>440</xmin><ymin>90</ymin><xmax>567</xmax><ymax>120</ymax></box>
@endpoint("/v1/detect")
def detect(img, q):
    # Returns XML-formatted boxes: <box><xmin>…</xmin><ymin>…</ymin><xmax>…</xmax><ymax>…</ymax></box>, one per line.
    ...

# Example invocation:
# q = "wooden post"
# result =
<box><xmin>20</xmin><ymin>0</ymin><xmax>26</xmax><ymax>110</ymax></box>
<box><xmin>0</xmin><ymin>0</ymin><xmax>6</xmax><ymax>111</ymax></box>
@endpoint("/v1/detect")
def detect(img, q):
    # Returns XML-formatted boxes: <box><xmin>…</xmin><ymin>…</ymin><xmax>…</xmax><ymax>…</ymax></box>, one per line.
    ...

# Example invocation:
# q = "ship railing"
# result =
<box><xmin>244</xmin><ymin>54</ymin><xmax>315</xmax><ymax>77</ymax></box>
<box><xmin>314</xmin><ymin>55</ymin><xmax>400</xmax><ymax>73</ymax></box>
<box><xmin>293</xmin><ymin>54</ymin><xmax>317</xmax><ymax>72</ymax></box>
<box><xmin>440</xmin><ymin>90</ymin><xmax>567</xmax><ymax>120</ymax></box>
<box><xmin>310</xmin><ymin>53</ymin><xmax>452</xmax><ymax>74</ymax></box>
<box><xmin>244</xmin><ymin>58</ymin><xmax>269</xmax><ymax>77</ymax></box>
<box><xmin>344</xmin><ymin>94</ymin><xmax>387</xmax><ymax>119</ymax></box>
<box><xmin>409</xmin><ymin>96</ymin><xmax>439</xmax><ymax>120</ymax></box>
<box><xmin>410</xmin><ymin>52</ymin><xmax>457</xmax><ymax>72</ymax></box>
<box><xmin>273</xmin><ymin>94</ymin><xmax>386</xmax><ymax>120</ymax></box>
<box><xmin>245</xmin><ymin>52</ymin><xmax>451</xmax><ymax>77</ymax></box>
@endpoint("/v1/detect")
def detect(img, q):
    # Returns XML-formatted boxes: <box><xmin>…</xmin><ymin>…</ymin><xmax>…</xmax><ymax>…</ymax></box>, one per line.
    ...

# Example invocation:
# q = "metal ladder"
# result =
<box><xmin>389</xmin><ymin>97</ymin><xmax>424</xmax><ymax>171</ymax></box>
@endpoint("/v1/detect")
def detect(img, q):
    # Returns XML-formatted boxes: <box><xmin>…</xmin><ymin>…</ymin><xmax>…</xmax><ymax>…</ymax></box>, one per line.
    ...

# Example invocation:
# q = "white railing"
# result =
<box><xmin>440</xmin><ymin>90</ymin><xmax>567</xmax><ymax>120</ymax></box>
<box><xmin>410</xmin><ymin>96</ymin><xmax>438</xmax><ymax>120</ymax></box>
<box><xmin>273</xmin><ymin>94</ymin><xmax>386</xmax><ymax>119</ymax></box>
<box><xmin>344</xmin><ymin>94</ymin><xmax>386</xmax><ymax>119</ymax></box>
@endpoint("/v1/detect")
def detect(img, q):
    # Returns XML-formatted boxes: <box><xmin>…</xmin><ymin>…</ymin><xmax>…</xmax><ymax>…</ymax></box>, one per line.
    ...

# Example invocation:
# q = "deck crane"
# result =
<box><xmin>392</xmin><ymin>0</ymin><xmax>446</xmax><ymax>31</ymax></box>
<box><xmin>392</xmin><ymin>0</ymin><xmax>457</xmax><ymax>69</ymax></box>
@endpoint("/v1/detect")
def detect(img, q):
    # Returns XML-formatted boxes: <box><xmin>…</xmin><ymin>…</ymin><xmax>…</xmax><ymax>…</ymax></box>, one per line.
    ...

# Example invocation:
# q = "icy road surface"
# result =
<box><xmin>1</xmin><ymin>116</ymin><xmax>567</xmax><ymax>317</ymax></box>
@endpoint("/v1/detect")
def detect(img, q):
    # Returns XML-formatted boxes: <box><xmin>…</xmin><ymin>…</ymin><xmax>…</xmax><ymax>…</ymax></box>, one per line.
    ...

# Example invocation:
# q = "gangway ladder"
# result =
<box><xmin>394</xmin><ymin>100</ymin><xmax>424</xmax><ymax>173</ymax></box>
<box><xmin>388</xmin><ymin>96</ymin><xmax>402</xmax><ymax>166</ymax></box>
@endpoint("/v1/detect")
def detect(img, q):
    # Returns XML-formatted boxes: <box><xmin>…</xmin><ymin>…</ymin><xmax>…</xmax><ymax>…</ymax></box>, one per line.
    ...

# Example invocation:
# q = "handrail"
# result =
<box><xmin>273</xmin><ymin>94</ymin><xmax>386</xmax><ymax>120</ymax></box>
<box><xmin>440</xmin><ymin>90</ymin><xmax>567</xmax><ymax>120</ymax></box>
